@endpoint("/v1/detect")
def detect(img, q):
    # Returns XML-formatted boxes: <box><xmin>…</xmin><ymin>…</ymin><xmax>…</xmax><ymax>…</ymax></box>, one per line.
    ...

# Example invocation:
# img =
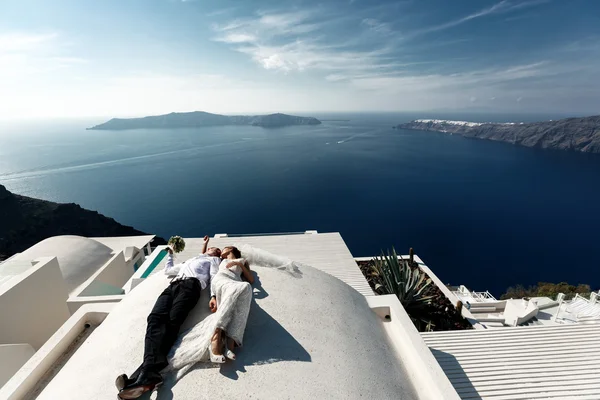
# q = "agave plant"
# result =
<box><xmin>370</xmin><ymin>248</ymin><xmax>435</xmax><ymax>328</ymax></box>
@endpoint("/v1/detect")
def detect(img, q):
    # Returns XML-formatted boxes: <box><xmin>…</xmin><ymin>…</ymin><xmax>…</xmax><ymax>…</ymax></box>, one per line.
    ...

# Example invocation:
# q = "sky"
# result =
<box><xmin>0</xmin><ymin>0</ymin><xmax>599</xmax><ymax>118</ymax></box>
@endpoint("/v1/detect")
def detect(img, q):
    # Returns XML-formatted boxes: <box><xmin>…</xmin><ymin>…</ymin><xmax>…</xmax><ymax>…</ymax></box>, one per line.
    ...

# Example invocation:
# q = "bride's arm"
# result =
<box><xmin>226</xmin><ymin>260</ymin><xmax>254</xmax><ymax>284</ymax></box>
<box><xmin>240</xmin><ymin>261</ymin><xmax>254</xmax><ymax>284</ymax></box>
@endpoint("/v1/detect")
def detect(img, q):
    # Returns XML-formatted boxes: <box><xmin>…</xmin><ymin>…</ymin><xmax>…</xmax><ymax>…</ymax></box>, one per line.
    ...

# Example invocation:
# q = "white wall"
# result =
<box><xmin>70</xmin><ymin>251</ymin><xmax>129</xmax><ymax>298</ymax></box>
<box><xmin>0</xmin><ymin>304</ymin><xmax>114</xmax><ymax>400</ymax></box>
<box><xmin>0</xmin><ymin>257</ymin><xmax>70</xmax><ymax>350</ymax></box>
<box><xmin>91</xmin><ymin>251</ymin><xmax>130</xmax><ymax>289</ymax></box>
<box><xmin>0</xmin><ymin>344</ymin><xmax>35</xmax><ymax>388</ymax></box>
<box><xmin>504</xmin><ymin>299</ymin><xmax>539</xmax><ymax>326</ymax></box>
<box><xmin>66</xmin><ymin>252</ymin><xmax>132</xmax><ymax>314</ymax></box>
<box><xmin>367</xmin><ymin>295</ymin><xmax>462</xmax><ymax>400</ymax></box>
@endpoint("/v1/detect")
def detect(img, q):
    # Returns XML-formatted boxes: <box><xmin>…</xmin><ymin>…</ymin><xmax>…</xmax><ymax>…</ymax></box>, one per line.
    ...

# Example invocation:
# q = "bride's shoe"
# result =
<box><xmin>223</xmin><ymin>337</ymin><xmax>236</xmax><ymax>360</ymax></box>
<box><xmin>209</xmin><ymin>335</ymin><xmax>225</xmax><ymax>364</ymax></box>
<box><xmin>224</xmin><ymin>348</ymin><xmax>236</xmax><ymax>361</ymax></box>
<box><xmin>209</xmin><ymin>345</ymin><xmax>226</xmax><ymax>363</ymax></box>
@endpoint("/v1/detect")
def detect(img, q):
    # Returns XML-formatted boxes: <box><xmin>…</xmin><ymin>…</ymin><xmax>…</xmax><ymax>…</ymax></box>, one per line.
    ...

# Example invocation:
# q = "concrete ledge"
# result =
<box><xmin>367</xmin><ymin>295</ymin><xmax>461</xmax><ymax>400</ymax></box>
<box><xmin>67</xmin><ymin>294</ymin><xmax>124</xmax><ymax>314</ymax></box>
<box><xmin>0</xmin><ymin>303</ymin><xmax>115</xmax><ymax>400</ymax></box>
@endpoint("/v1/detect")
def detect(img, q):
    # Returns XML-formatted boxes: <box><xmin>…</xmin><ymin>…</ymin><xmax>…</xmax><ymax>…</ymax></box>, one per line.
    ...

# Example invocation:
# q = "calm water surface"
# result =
<box><xmin>1</xmin><ymin>112</ymin><xmax>598</xmax><ymax>296</ymax></box>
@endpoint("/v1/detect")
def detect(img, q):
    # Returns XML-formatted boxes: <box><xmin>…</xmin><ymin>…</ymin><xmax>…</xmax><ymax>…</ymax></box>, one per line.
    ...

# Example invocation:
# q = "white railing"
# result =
<box><xmin>452</xmin><ymin>285</ymin><xmax>497</xmax><ymax>303</ymax></box>
<box><xmin>554</xmin><ymin>292</ymin><xmax>600</xmax><ymax>322</ymax></box>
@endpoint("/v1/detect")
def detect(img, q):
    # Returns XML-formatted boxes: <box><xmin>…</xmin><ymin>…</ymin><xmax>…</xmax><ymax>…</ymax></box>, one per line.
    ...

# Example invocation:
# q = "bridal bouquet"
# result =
<box><xmin>167</xmin><ymin>236</ymin><xmax>186</xmax><ymax>253</ymax></box>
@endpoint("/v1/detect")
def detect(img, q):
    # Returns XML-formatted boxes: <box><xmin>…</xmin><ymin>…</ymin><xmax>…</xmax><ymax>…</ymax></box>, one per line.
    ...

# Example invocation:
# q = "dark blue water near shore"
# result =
<box><xmin>1</xmin><ymin>112</ymin><xmax>599</xmax><ymax>296</ymax></box>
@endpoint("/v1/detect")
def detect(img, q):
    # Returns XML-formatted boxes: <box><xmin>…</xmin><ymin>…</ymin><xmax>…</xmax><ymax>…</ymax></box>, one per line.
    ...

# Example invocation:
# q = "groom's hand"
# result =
<box><xmin>203</xmin><ymin>235</ymin><xmax>209</xmax><ymax>243</ymax></box>
<box><xmin>209</xmin><ymin>297</ymin><xmax>217</xmax><ymax>313</ymax></box>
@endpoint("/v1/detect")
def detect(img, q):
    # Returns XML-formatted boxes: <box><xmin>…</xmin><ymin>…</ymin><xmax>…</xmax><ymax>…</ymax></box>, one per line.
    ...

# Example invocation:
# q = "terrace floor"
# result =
<box><xmin>33</xmin><ymin>232</ymin><xmax>415</xmax><ymax>400</ymax></box>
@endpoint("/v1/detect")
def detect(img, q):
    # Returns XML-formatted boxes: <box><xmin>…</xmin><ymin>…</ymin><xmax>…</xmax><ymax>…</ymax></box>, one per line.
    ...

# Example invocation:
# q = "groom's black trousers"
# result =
<box><xmin>131</xmin><ymin>277</ymin><xmax>201</xmax><ymax>380</ymax></box>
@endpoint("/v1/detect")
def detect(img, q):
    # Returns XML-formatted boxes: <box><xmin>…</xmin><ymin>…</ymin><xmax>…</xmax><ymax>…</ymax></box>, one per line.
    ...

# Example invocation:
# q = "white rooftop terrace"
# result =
<box><xmin>2</xmin><ymin>232</ymin><xmax>457</xmax><ymax>400</ymax></box>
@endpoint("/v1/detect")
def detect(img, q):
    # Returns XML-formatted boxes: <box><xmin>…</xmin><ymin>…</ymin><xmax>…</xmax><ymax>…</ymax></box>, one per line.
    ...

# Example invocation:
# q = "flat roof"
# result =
<box><xmin>154</xmin><ymin>232</ymin><xmax>373</xmax><ymax>297</ymax></box>
<box><xmin>422</xmin><ymin>323</ymin><xmax>600</xmax><ymax>400</ymax></box>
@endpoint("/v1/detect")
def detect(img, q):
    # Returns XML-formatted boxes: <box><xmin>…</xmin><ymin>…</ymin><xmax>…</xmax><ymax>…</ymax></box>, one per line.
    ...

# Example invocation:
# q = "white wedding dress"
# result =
<box><xmin>166</xmin><ymin>245</ymin><xmax>301</xmax><ymax>380</ymax></box>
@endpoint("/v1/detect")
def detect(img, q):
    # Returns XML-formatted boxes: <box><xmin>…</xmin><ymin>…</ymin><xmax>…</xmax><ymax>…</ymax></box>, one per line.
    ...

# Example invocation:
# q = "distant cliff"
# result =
<box><xmin>88</xmin><ymin>111</ymin><xmax>322</xmax><ymax>130</ymax></box>
<box><xmin>395</xmin><ymin>115</ymin><xmax>600</xmax><ymax>153</ymax></box>
<box><xmin>0</xmin><ymin>185</ymin><xmax>165</xmax><ymax>261</ymax></box>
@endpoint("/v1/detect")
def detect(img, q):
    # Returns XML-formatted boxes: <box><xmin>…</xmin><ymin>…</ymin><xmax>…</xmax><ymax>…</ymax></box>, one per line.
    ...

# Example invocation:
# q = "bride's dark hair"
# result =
<box><xmin>227</xmin><ymin>246</ymin><xmax>242</xmax><ymax>259</ymax></box>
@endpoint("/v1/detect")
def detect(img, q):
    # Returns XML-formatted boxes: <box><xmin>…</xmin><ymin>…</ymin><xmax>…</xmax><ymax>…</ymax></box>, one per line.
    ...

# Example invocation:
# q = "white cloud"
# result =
<box><xmin>256</xmin><ymin>53</ymin><xmax>293</xmax><ymax>71</ymax></box>
<box><xmin>361</xmin><ymin>18</ymin><xmax>392</xmax><ymax>35</ymax></box>
<box><xmin>215</xmin><ymin>33</ymin><xmax>256</xmax><ymax>44</ymax></box>
<box><xmin>212</xmin><ymin>9</ymin><xmax>400</xmax><ymax>74</ymax></box>
<box><xmin>209</xmin><ymin>5</ymin><xmax>578</xmax><ymax>113</ymax></box>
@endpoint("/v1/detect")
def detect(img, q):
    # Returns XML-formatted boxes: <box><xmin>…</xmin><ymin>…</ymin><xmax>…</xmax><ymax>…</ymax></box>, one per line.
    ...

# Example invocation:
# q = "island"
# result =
<box><xmin>88</xmin><ymin>111</ymin><xmax>322</xmax><ymax>130</ymax></box>
<box><xmin>395</xmin><ymin>115</ymin><xmax>600</xmax><ymax>154</ymax></box>
<box><xmin>0</xmin><ymin>184</ymin><xmax>165</xmax><ymax>261</ymax></box>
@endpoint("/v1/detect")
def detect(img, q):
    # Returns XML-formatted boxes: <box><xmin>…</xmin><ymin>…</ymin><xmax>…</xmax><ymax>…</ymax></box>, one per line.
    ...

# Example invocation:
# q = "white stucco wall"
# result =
<box><xmin>0</xmin><ymin>257</ymin><xmax>70</xmax><ymax>350</ymax></box>
<box><xmin>504</xmin><ymin>299</ymin><xmax>539</xmax><ymax>326</ymax></box>
<box><xmin>0</xmin><ymin>304</ymin><xmax>114</xmax><ymax>400</ymax></box>
<box><xmin>367</xmin><ymin>295</ymin><xmax>461</xmax><ymax>400</ymax></box>
<box><xmin>65</xmin><ymin>252</ymin><xmax>132</xmax><ymax>313</ymax></box>
<box><xmin>70</xmin><ymin>251</ymin><xmax>129</xmax><ymax>298</ymax></box>
<box><xmin>89</xmin><ymin>251</ymin><xmax>130</xmax><ymax>290</ymax></box>
<box><xmin>0</xmin><ymin>344</ymin><xmax>35</xmax><ymax>389</ymax></box>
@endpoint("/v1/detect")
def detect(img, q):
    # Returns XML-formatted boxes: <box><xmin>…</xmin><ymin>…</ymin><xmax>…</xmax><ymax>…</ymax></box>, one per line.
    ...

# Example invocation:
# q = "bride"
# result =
<box><xmin>209</xmin><ymin>245</ymin><xmax>254</xmax><ymax>362</ymax></box>
<box><xmin>167</xmin><ymin>245</ymin><xmax>253</xmax><ymax>377</ymax></box>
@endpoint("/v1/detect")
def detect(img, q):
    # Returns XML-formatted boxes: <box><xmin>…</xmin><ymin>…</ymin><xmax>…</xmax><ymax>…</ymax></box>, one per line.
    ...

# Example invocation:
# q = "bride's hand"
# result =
<box><xmin>209</xmin><ymin>297</ymin><xmax>217</xmax><ymax>313</ymax></box>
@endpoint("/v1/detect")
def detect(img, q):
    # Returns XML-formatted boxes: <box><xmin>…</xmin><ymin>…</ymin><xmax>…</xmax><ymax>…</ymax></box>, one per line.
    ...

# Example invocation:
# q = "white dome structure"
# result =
<box><xmin>35</xmin><ymin>261</ymin><xmax>417</xmax><ymax>399</ymax></box>
<box><xmin>13</xmin><ymin>236</ymin><xmax>114</xmax><ymax>293</ymax></box>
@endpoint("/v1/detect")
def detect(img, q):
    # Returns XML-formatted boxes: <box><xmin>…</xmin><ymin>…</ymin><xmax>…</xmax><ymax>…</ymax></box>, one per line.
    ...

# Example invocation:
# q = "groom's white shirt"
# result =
<box><xmin>164</xmin><ymin>254</ymin><xmax>220</xmax><ymax>290</ymax></box>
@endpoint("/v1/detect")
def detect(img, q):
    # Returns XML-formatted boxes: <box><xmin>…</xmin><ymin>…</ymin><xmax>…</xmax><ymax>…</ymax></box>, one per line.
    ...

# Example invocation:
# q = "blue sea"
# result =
<box><xmin>1</xmin><ymin>112</ymin><xmax>599</xmax><ymax>296</ymax></box>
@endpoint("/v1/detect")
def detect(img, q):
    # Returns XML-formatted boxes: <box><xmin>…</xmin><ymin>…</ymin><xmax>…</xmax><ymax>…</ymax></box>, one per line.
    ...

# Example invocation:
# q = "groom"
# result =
<box><xmin>116</xmin><ymin>235</ymin><xmax>222</xmax><ymax>399</ymax></box>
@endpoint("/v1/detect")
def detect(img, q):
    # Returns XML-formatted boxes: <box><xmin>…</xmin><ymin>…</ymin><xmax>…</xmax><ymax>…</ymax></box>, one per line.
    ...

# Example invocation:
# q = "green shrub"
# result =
<box><xmin>500</xmin><ymin>282</ymin><xmax>593</xmax><ymax>300</ymax></box>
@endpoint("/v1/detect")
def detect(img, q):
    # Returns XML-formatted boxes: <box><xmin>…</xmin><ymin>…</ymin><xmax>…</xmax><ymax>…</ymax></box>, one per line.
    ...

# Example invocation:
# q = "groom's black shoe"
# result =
<box><xmin>115</xmin><ymin>374</ymin><xmax>129</xmax><ymax>391</ymax></box>
<box><xmin>118</xmin><ymin>370</ymin><xmax>163</xmax><ymax>399</ymax></box>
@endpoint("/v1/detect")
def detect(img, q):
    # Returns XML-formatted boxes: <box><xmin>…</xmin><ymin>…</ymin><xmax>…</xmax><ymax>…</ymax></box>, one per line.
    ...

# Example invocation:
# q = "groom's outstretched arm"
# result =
<box><xmin>163</xmin><ymin>247</ymin><xmax>180</xmax><ymax>276</ymax></box>
<box><xmin>201</xmin><ymin>235</ymin><xmax>210</xmax><ymax>254</ymax></box>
